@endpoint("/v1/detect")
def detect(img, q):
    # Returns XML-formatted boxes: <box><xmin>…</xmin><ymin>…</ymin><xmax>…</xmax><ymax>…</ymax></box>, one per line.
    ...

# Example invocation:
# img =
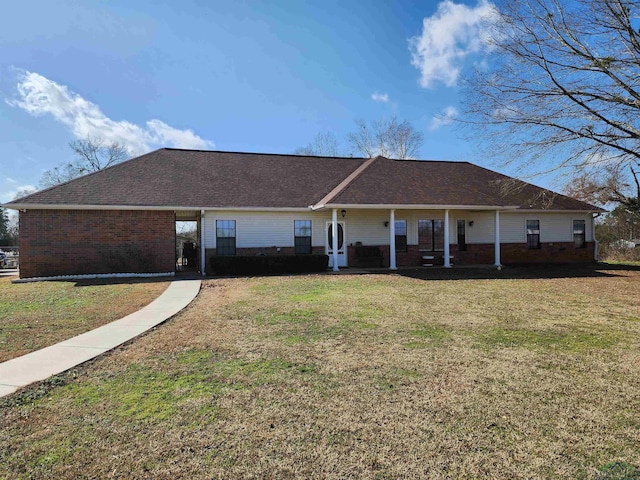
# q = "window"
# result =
<box><xmin>457</xmin><ymin>220</ymin><xmax>466</xmax><ymax>251</ymax></box>
<box><xmin>294</xmin><ymin>220</ymin><xmax>312</xmax><ymax>254</ymax></box>
<box><xmin>394</xmin><ymin>220</ymin><xmax>407</xmax><ymax>252</ymax></box>
<box><xmin>418</xmin><ymin>219</ymin><xmax>445</xmax><ymax>251</ymax></box>
<box><xmin>526</xmin><ymin>220</ymin><xmax>540</xmax><ymax>249</ymax></box>
<box><xmin>216</xmin><ymin>220</ymin><xmax>236</xmax><ymax>256</ymax></box>
<box><xmin>573</xmin><ymin>219</ymin><xmax>586</xmax><ymax>248</ymax></box>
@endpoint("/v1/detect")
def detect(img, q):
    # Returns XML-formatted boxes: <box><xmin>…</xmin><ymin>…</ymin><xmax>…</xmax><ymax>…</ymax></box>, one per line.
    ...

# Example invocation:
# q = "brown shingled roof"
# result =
<box><xmin>323</xmin><ymin>156</ymin><xmax>601</xmax><ymax>211</ymax></box>
<box><xmin>8</xmin><ymin>149</ymin><xmax>367</xmax><ymax>209</ymax></box>
<box><xmin>6</xmin><ymin>149</ymin><xmax>602</xmax><ymax>212</ymax></box>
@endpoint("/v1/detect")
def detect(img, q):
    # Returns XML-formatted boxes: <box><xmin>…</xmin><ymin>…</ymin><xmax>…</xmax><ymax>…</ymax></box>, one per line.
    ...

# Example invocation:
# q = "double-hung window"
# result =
<box><xmin>294</xmin><ymin>220</ymin><xmax>312</xmax><ymax>254</ymax></box>
<box><xmin>418</xmin><ymin>219</ymin><xmax>445</xmax><ymax>251</ymax></box>
<box><xmin>216</xmin><ymin>220</ymin><xmax>236</xmax><ymax>256</ymax></box>
<box><xmin>573</xmin><ymin>220</ymin><xmax>586</xmax><ymax>248</ymax></box>
<box><xmin>526</xmin><ymin>220</ymin><xmax>540</xmax><ymax>249</ymax></box>
<box><xmin>395</xmin><ymin>220</ymin><xmax>407</xmax><ymax>252</ymax></box>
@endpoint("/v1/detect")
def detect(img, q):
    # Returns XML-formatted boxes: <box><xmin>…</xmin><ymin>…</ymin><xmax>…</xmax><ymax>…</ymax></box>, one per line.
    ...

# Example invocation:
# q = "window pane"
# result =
<box><xmin>433</xmin><ymin>220</ymin><xmax>444</xmax><ymax>251</ymax></box>
<box><xmin>526</xmin><ymin>219</ymin><xmax>540</xmax><ymax>249</ymax></box>
<box><xmin>295</xmin><ymin>220</ymin><xmax>311</xmax><ymax>237</ymax></box>
<box><xmin>216</xmin><ymin>237</ymin><xmax>236</xmax><ymax>256</ymax></box>
<box><xmin>394</xmin><ymin>220</ymin><xmax>407</xmax><ymax>236</ymax></box>
<box><xmin>526</xmin><ymin>220</ymin><xmax>540</xmax><ymax>234</ymax></box>
<box><xmin>418</xmin><ymin>220</ymin><xmax>433</xmax><ymax>250</ymax></box>
<box><xmin>573</xmin><ymin>220</ymin><xmax>586</xmax><ymax>248</ymax></box>
<box><xmin>216</xmin><ymin>220</ymin><xmax>236</xmax><ymax>255</ymax></box>
<box><xmin>216</xmin><ymin>220</ymin><xmax>236</xmax><ymax>238</ymax></box>
<box><xmin>295</xmin><ymin>236</ymin><xmax>312</xmax><ymax>254</ymax></box>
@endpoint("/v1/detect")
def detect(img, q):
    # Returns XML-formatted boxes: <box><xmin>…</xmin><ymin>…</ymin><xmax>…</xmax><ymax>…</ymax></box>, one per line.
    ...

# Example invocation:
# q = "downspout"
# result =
<box><xmin>200</xmin><ymin>209</ymin><xmax>206</xmax><ymax>276</ymax></box>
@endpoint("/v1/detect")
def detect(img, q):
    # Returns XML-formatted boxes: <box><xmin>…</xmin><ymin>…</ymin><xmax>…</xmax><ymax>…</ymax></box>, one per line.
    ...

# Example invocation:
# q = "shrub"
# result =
<box><xmin>209</xmin><ymin>254</ymin><xmax>329</xmax><ymax>276</ymax></box>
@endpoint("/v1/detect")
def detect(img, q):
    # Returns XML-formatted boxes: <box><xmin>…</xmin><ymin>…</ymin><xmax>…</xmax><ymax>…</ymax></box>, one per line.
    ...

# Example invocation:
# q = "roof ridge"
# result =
<box><xmin>161</xmin><ymin>147</ymin><xmax>366</xmax><ymax>161</ymax></box>
<box><xmin>311</xmin><ymin>156</ymin><xmax>380</xmax><ymax>208</ymax></box>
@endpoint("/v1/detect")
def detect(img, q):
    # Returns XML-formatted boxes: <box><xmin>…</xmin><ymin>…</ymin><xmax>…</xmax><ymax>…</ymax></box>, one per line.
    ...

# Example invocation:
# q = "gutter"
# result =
<box><xmin>2</xmin><ymin>204</ymin><xmax>312</xmax><ymax>212</ymax></box>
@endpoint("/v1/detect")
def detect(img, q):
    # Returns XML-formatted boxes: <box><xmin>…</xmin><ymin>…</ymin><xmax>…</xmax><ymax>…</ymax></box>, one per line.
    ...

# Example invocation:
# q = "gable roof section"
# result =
<box><xmin>8</xmin><ymin>149</ymin><xmax>367</xmax><ymax>209</ymax></box>
<box><xmin>320</xmin><ymin>156</ymin><xmax>600</xmax><ymax>211</ymax></box>
<box><xmin>6</xmin><ymin>149</ymin><xmax>602</xmax><ymax>212</ymax></box>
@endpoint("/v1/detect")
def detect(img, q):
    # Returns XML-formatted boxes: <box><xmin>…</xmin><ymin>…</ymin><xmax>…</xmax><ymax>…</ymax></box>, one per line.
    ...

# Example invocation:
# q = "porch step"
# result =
<box><xmin>422</xmin><ymin>263</ymin><xmax>434</xmax><ymax>267</ymax></box>
<box><xmin>422</xmin><ymin>255</ymin><xmax>434</xmax><ymax>260</ymax></box>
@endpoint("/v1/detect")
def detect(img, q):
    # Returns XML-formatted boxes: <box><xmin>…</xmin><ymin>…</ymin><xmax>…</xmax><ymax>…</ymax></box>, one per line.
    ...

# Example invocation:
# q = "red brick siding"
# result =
<box><xmin>351</xmin><ymin>242</ymin><xmax>595</xmax><ymax>267</ymax></box>
<box><xmin>203</xmin><ymin>241</ymin><xmax>595</xmax><ymax>271</ymax></box>
<box><xmin>19</xmin><ymin>210</ymin><xmax>175</xmax><ymax>278</ymax></box>
<box><xmin>450</xmin><ymin>242</ymin><xmax>595</xmax><ymax>264</ymax></box>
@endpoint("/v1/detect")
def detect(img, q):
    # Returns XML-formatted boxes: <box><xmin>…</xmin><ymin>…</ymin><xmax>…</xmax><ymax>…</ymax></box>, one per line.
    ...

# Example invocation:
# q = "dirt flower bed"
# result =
<box><xmin>1</xmin><ymin>264</ymin><xmax>639</xmax><ymax>479</ymax></box>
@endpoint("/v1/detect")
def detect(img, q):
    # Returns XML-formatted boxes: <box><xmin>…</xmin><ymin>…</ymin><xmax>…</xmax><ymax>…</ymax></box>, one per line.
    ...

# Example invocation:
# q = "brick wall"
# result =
<box><xmin>20</xmin><ymin>209</ymin><xmax>175</xmax><ymax>278</ymax></box>
<box><xmin>451</xmin><ymin>242</ymin><xmax>595</xmax><ymax>264</ymax></box>
<box><xmin>353</xmin><ymin>242</ymin><xmax>595</xmax><ymax>267</ymax></box>
<box><xmin>202</xmin><ymin>240</ymin><xmax>595</xmax><ymax>272</ymax></box>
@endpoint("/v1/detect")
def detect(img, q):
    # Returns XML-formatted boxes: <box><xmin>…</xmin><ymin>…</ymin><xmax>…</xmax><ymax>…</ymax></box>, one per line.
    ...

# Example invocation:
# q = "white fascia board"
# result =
<box><xmin>511</xmin><ymin>209</ymin><xmax>604</xmax><ymax>214</ymax></box>
<box><xmin>3</xmin><ymin>204</ymin><xmax>312</xmax><ymax>212</ymax></box>
<box><xmin>311</xmin><ymin>203</ymin><xmax>521</xmax><ymax>211</ymax></box>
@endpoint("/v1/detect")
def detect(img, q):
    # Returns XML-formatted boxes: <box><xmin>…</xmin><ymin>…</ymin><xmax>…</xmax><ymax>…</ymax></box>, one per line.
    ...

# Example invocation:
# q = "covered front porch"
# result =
<box><xmin>320</xmin><ymin>206</ymin><xmax>505</xmax><ymax>272</ymax></box>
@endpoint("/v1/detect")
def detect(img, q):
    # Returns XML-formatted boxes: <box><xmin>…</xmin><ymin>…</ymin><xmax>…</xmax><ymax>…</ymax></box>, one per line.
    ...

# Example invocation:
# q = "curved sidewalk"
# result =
<box><xmin>0</xmin><ymin>278</ymin><xmax>201</xmax><ymax>399</ymax></box>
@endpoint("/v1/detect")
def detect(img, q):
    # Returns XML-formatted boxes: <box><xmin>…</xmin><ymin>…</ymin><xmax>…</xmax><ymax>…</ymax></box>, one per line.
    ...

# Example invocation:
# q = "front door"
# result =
<box><xmin>326</xmin><ymin>221</ymin><xmax>347</xmax><ymax>267</ymax></box>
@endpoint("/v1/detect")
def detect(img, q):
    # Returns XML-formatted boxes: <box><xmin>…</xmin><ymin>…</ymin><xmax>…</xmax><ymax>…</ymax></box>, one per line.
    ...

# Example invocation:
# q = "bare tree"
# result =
<box><xmin>563</xmin><ymin>166</ymin><xmax>640</xmax><ymax>211</ymax></box>
<box><xmin>464</xmin><ymin>0</ymin><xmax>640</xmax><ymax>210</ymax></box>
<box><xmin>294</xmin><ymin>132</ymin><xmax>341</xmax><ymax>157</ymax></box>
<box><xmin>347</xmin><ymin>116</ymin><xmax>423</xmax><ymax>159</ymax></box>
<box><xmin>0</xmin><ymin>208</ymin><xmax>10</xmax><ymax>246</ymax></box>
<box><xmin>40</xmin><ymin>136</ymin><xmax>130</xmax><ymax>188</ymax></box>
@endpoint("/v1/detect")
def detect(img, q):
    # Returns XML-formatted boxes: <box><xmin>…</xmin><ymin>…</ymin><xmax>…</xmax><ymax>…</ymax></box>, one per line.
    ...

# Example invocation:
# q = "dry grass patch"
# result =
<box><xmin>1</xmin><ymin>265</ymin><xmax>640</xmax><ymax>479</ymax></box>
<box><xmin>0</xmin><ymin>277</ymin><xmax>169</xmax><ymax>362</ymax></box>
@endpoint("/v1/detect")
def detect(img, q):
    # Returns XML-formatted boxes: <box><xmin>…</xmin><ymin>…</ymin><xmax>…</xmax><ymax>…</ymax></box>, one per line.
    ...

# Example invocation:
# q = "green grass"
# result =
<box><xmin>0</xmin><ymin>277</ymin><xmax>168</xmax><ymax>362</ymax></box>
<box><xmin>1</xmin><ymin>266</ymin><xmax>640</xmax><ymax>479</ymax></box>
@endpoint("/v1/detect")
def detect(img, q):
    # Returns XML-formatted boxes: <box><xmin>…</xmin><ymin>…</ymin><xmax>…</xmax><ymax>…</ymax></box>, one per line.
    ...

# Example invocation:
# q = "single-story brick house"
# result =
<box><xmin>4</xmin><ymin>149</ymin><xmax>603</xmax><ymax>278</ymax></box>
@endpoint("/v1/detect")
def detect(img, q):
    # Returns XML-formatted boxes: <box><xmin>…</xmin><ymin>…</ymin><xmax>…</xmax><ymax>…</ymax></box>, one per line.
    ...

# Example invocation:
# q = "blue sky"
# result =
<box><xmin>1</xmin><ymin>0</ymin><xmax>508</xmax><ymax>203</ymax></box>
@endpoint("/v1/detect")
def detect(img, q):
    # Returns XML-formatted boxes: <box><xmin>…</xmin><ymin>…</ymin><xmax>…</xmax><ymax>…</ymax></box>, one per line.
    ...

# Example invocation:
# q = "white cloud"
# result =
<box><xmin>1</xmin><ymin>180</ymin><xmax>37</xmax><ymax>203</ymax></box>
<box><xmin>7</xmin><ymin>71</ymin><xmax>213</xmax><ymax>154</ymax></box>
<box><xmin>371</xmin><ymin>92</ymin><xmax>389</xmax><ymax>103</ymax></box>
<box><xmin>429</xmin><ymin>105</ymin><xmax>458</xmax><ymax>131</ymax></box>
<box><xmin>409</xmin><ymin>0</ymin><xmax>498</xmax><ymax>88</ymax></box>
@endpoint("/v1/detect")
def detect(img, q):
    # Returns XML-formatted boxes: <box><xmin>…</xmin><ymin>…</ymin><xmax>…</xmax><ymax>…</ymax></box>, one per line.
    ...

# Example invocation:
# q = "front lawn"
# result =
<box><xmin>0</xmin><ymin>277</ymin><xmax>169</xmax><ymax>362</ymax></box>
<box><xmin>1</xmin><ymin>265</ymin><xmax>639</xmax><ymax>479</ymax></box>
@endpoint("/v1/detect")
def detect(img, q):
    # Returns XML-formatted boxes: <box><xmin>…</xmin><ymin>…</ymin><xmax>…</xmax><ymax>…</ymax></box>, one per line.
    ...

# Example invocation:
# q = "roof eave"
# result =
<box><xmin>2</xmin><ymin>203</ymin><xmax>313</xmax><ymax>212</ymax></box>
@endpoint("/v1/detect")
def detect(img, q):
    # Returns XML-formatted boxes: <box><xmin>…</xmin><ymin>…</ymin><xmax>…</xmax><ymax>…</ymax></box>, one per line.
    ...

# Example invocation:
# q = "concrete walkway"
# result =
<box><xmin>0</xmin><ymin>278</ymin><xmax>201</xmax><ymax>398</ymax></box>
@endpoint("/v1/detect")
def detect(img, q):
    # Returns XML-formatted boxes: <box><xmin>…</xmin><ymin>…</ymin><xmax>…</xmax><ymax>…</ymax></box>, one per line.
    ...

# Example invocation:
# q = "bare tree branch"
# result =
<box><xmin>40</xmin><ymin>136</ymin><xmax>130</xmax><ymax>188</ymax></box>
<box><xmin>464</xmin><ymin>0</ymin><xmax>640</xmax><ymax>208</ymax></box>
<box><xmin>293</xmin><ymin>132</ymin><xmax>341</xmax><ymax>157</ymax></box>
<box><xmin>347</xmin><ymin>116</ymin><xmax>424</xmax><ymax>159</ymax></box>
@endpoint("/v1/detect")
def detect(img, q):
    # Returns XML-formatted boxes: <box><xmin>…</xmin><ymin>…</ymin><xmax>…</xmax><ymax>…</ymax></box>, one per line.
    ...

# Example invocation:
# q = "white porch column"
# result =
<box><xmin>389</xmin><ymin>209</ymin><xmax>397</xmax><ymax>270</ymax></box>
<box><xmin>200</xmin><ymin>209</ymin><xmax>206</xmax><ymax>276</ymax></box>
<box><xmin>444</xmin><ymin>209</ymin><xmax>451</xmax><ymax>268</ymax></box>
<box><xmin>332</xmin><ymin>208</ymin><xmax>339</xmax><ymax>272</ymax></box>
<box><xmin>494</xmin><ymin>210</ymin><xmax>501</xmax><ymax>267</ymax></box>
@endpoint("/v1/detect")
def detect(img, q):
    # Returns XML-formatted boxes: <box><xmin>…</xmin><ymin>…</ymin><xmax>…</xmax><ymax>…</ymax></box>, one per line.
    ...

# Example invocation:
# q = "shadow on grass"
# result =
<box><xmin>390</xmin><ymin>262</ymin><xmax>640</xmax><ymax>282</ymax></box>
<box><xmin>69</xmin><ymin>262</ymin><xmax>640</xmax><ymax>285</ymax></box>
<box><xmin>72</xmin><ymin>276</ymin><xmax>175</xmax><ymax>288</ymax></box>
